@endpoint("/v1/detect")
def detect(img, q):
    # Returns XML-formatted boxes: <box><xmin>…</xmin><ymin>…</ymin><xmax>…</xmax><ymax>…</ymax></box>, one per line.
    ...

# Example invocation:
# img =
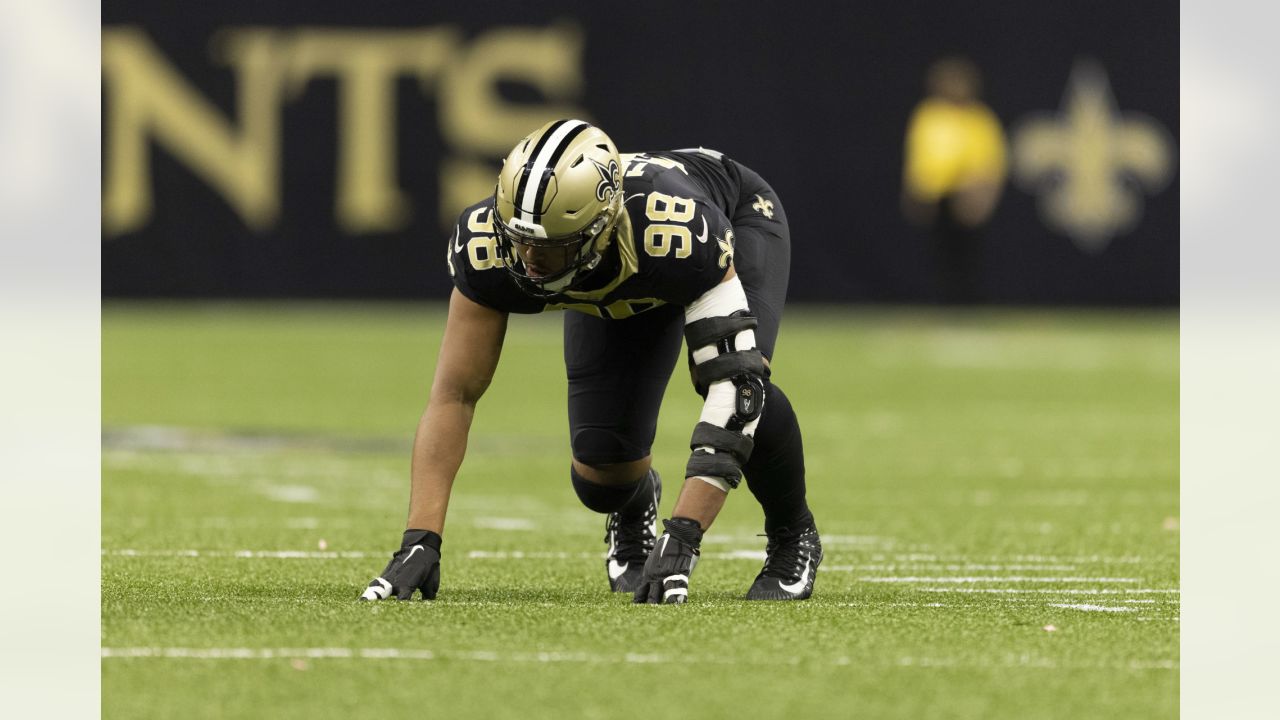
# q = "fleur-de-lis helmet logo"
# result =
<box><xmin>591</xmin><ymin>158</ymin><xmax>621</xmax><ymax>202</ymax></box>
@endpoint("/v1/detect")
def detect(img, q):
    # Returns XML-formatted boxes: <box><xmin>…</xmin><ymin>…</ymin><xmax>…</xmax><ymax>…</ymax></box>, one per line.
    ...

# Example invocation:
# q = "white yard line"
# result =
<box><xmin>100</xmin><ymin>647</ymin><xmax>1178</xmax><ymax>671</ymax></box>
<box><xmin>825</xmin><ymin>564</ymin><xmax>1078</xmax><ymax>572</ymax></box>
<box><xmin>973</xmin><ymin>554</ymin><xmax>1150</xmax><ymax>564</ymax></box>
<box><xmin>106</xmin><ymin>549</ymin><xmax>377</xmax><ymax>559</ymax></box>
<box><xmin>865</xmin><ymin>555</ymin><xmax>1157</xmax><ymax>566</ymax></box>
<box><xmin>473</xmin><ymin>517</ymin><xmax>537</xmax><ymax>531</ymax></box>
<box><xmin>699</xmin><ymin>534</ymin><xmax>886</xmax><ymax>546</ymax></box>
<box><xmin>104</xmin><ymin>548</ymin><xmax>768</xmax><ymax>561</ymax></box>
<box><xmin>920</xmin><ymin>588</ymin><xmax>1178</xmax><ymax>595</ymax></box>
<box><xmin>861</xmin><ymin>576</ymin><xmax>1141</xmax><ymax>583</ymax></box>
<box><xmin>467</xmin><ymin>550</ymin><xmax>769</xmax><ymax>561</ymax></box>
<box><xmin>100</xmin><ymin>647</ymin><xmax>650</xmax><ymax>663</ymax></box>
<box><xmin>105</xmin><ymin>549</ymin><xmax>594</xmax><ymax>560</ymax></box>
<box><xmin>714</xmin><ymin>549</ymin><xmax>768</xmax><ymax>561</ymax></box>
<box><xmin>260</xmin><ymin>485</ymin><xmax>319</xmax><ymax>504</ymax></box>
<box><xmin>102</xmin><ymin>550</ymin><xmax>1176</xmax><ymax>591</ymax></box>
<box><xmin>834</xmin><ymin>602</ymin><xmax>951</xmax><ymax>608</ymax></box>
<box><xmin>465</xmin><ymin>551</ymin><xmax>584</xmax><ymax>560</ymax></box>
<box><xmin>806</xmin><ymin>535</ymin><xmax>888</xmax><ymax>546</ymax></box>
<box><xmin>1046</xmin><ymin>603</ymin><xmax>1138</xmax><ymax>613</ymax></box>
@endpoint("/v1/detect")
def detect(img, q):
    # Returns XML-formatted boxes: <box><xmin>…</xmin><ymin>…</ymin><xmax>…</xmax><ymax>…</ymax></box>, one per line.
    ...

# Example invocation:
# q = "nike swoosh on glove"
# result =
<box><xmin>360</xmin><ymin>529</ymin><xmax>442</xmax><ymax>601</ymax></box>
<box><xmin>633</xmin><ymin>517</ymin><xmax>703</xmax><ymax>604</ymax></box>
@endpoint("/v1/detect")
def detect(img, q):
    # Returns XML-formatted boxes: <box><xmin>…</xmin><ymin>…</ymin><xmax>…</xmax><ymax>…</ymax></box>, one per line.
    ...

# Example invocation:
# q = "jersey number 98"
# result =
<box><xmin>643</xmin><ymin>192</ymin><xmax>695</xmax><ymax>259</ymax></box>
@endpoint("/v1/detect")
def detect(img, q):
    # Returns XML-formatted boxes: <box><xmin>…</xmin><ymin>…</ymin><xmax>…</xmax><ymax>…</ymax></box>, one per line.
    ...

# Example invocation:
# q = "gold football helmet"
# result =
<box><xmin>492</xmin><ymin>119</ymin><xmax>624</xmax><ymax>297</ymax></box>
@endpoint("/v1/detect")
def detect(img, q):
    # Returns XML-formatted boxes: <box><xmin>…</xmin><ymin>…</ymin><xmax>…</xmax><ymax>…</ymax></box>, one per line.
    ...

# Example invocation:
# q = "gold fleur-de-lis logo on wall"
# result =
<box><xmin>1013</xmin><ymin>60</ymin><xmax>1174</xmax><ymax>253</ymax></box>
<box><xmin>752</xmin><ymin>194</ymin><xmax>774</xmax><ymax>219</ymax></box>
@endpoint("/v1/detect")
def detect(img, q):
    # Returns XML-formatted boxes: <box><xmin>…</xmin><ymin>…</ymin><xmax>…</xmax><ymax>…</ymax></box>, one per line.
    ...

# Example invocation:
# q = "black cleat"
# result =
<box><xmin>746</xmin><ymin>524</ymin><xmax>823</xmax><ymax>601</ymax></box>
<box><xmin>604</xmin><ymin>471</ymin><xmax>662</xmax><ymax>593</ymax></box>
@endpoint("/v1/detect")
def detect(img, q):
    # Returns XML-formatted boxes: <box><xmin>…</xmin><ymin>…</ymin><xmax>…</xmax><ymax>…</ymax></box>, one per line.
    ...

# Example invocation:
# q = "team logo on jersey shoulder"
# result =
<box><xmin>717</xmin><ymin>228</ymin><xmax>736</xmax><ymax>269</ymax></box>
<box><xmin>752</xmin><ymin>194</ymin><xmax>774</xmax><ymax>219</ymax></box>
<box><xmin>591</xmin><ymin>158</ymin><xmax>621</xmax><ymax>201</ymax></box>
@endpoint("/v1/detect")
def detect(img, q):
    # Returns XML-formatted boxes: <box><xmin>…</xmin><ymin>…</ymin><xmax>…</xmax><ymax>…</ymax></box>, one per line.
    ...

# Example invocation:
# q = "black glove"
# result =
<box><xmin>360</xmin><ymin>529</ymin><xmax>442</xmax><ymax>601</ymax></box>
<box><xmin>633</xmin><ymin>518</ymin><xmax>703</xmax><ymax>604</ymax></box>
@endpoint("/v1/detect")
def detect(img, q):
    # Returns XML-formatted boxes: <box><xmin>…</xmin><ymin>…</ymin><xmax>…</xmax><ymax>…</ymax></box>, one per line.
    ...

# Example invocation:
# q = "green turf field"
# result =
<box><xmin>101</xmin><ymin>303</ymin><xmax>1178</xmax><ymax>719</ymax></box>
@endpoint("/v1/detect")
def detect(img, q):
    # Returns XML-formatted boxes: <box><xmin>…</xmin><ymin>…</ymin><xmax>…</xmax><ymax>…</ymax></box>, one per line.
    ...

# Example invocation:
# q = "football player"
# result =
<box><xmin>361</xmin><ymin>119</ymin><xmax>821</xmax><ymax>604</ymax></box>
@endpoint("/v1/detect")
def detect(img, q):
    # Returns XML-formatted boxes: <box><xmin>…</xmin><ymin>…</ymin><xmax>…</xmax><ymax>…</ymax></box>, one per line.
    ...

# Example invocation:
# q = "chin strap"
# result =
<box><xmin>504</xmin><ymin>210</ymin><xmax>620</xmax><ymax>298</ymax></box>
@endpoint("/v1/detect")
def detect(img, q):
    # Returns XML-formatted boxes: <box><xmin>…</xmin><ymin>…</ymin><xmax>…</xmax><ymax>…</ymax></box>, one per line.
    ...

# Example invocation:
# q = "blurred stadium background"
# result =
<box><xmin>101</xmin><ymin>1</ymin><xmax>1176</xmax><ymax>304</ymax></box>
<box><xmin>100</xmin><ymin>2</ymin><xmax>1178</xmax><ymax>718</ymax></box>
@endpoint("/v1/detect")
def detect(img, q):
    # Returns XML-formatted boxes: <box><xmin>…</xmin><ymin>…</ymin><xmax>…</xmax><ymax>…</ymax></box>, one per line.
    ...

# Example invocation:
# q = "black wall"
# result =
<box><xmin>102</xmin><ymin>1</ymin><xmax>1179</xmax><ymax>304</ymax></box>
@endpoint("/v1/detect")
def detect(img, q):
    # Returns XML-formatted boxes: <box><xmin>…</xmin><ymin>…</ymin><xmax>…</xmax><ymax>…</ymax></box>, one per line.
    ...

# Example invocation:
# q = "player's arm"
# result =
<box><xmin>361</xmin><ymin>287</ymin><xmax>508</xmax><ymax>601</ymax></box>
<box><xmin>407</xmin><ymin>287</ymin><xmax>508</xmax><ymax>532</ymax></box>
<box><xmin>673</xmin><ymin>264</ymin><xmax>764</xmax><ymax>526</ymax></box>
<box><xmin>635</xmin><ymin>264</ymin><xmax>766</xmax><ymax>604</ymax></box>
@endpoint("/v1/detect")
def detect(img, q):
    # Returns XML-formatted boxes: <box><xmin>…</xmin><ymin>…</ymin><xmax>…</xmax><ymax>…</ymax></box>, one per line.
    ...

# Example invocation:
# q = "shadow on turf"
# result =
<box><xmin>348</xmin><ymin>586</ymin><xmax>854</xmax><ymax>606</ymax></box>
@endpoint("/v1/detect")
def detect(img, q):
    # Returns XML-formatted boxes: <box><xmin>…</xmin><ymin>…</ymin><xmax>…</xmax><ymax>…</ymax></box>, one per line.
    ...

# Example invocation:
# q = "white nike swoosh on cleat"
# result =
<box><xmin>779</xmin><ymin>558</ymin><xmax>812</xmax><ymax>595</ymax></box>
<box><xmin>695</xmin><ymin>216</ymin><xmax>708</xmax><ymax>243</ymax></box>
<box><xmin>608</xmin><ymin>559</ymin><xmax>629</xmax><ymax>580</ymax></box>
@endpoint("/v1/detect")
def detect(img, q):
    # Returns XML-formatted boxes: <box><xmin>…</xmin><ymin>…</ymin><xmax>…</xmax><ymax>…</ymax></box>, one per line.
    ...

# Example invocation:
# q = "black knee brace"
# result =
<box><xmin>683</xmin><ymin>311</ymin><xmax>769</xmax><ymax>489</ymax></box>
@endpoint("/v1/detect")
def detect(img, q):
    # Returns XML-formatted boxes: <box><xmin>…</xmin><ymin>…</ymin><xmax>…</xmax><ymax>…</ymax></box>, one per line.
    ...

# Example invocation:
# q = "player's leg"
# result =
<box><xmin>564</xmin><ymin>304</ymin><xmax>685</xmax><ymax>592</ymax></box>
<box><xmin>723</xmin><ymin>160</ymin><xmax>822</xmax><ymax>600</ymax></box>
<box><xmin>725</xmin><ymin>162</ymin><xmax>816</xmax><ymax>534</ymax></box>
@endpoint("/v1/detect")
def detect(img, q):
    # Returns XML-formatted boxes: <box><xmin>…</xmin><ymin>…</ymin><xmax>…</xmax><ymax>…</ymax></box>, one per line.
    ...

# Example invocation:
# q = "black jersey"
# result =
<box><xmin>447</xmin><ymin>150</ymin><xmax>744</xmax><ymax>320</ymax></box>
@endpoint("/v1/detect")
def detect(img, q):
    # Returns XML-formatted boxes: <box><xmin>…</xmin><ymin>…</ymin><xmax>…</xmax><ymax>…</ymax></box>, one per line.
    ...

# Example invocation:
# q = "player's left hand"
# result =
<box><xmin>359</xmin><ymin>529</ymin><xmax>442</xmax><ymax>601</ymax></box>
<box><xmin>633</xmin><ymin>518</ymin><xmax>703</xmax><ymax>604</ymax></box>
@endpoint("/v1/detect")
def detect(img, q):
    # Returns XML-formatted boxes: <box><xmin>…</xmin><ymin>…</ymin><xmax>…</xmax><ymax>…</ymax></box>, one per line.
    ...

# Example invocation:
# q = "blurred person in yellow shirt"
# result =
<box><xmin>902</xmin><ymin>56</ymin><xmax>1007</xmax><ymax>304</ymax></box>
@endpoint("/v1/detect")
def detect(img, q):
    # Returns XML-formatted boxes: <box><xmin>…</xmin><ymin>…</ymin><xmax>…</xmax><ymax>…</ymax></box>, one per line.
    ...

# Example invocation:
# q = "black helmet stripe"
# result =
<box><xmin>515</xmin><ymin>119</ymin><xmax>590</xmax><ymax>223</ymax></box>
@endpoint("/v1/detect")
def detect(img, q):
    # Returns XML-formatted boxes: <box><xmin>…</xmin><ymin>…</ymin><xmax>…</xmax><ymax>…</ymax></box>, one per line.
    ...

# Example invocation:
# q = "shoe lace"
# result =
<box><xmin>606</xmin><ymin>508</ymin><xmax>657</xmax><ymax>563</ymax></box>
<box><xmin>760</xmin><ymin>527</ymin><xmax>816</xmax><ymax>580</ymax></box>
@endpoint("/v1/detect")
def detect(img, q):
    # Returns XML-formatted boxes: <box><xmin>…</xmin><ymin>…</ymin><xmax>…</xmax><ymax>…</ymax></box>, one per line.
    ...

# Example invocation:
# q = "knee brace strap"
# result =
<box><xmin>690</xmin><ymin>421</ymin><xmax>754</xmax><ymax>464</ymax></box>
<box><xmin>684</xmin><ymin>313</ymin><xmax>758</xmax><ymax>351</ymax></box>
<box><xmin>686</xmin><ymin>449</ymin><xmax>744</xmax><ymax>489</ymax></box>
<box><xmin>696</xmin><ymin>351</ymin><xmax>767</xmax><ymax>385</ymax></box>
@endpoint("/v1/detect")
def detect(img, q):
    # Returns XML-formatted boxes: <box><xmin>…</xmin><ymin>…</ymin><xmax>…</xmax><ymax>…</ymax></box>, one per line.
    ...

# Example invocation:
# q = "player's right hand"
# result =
<box><xmin>360</xmin><ymin>529</ymin><xmax>442</xmax><ymax>601</ymax></box>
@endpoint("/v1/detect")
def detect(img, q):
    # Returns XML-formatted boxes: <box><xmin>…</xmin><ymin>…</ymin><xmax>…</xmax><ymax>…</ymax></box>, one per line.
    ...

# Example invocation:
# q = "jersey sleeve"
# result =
<box><xmin>446</xmin><ymin>201</ymin><xmax>544</xmax><ymax>314</ymax></box>
<box><xmin>627</xmin><ymin>180</ymin><xmax>737</xmax><ymax>308</ymax></box>
<box><xmin>673</xmin><ymin>201</ymin><xmax>737</xmax><ymax>306</ymax></box>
